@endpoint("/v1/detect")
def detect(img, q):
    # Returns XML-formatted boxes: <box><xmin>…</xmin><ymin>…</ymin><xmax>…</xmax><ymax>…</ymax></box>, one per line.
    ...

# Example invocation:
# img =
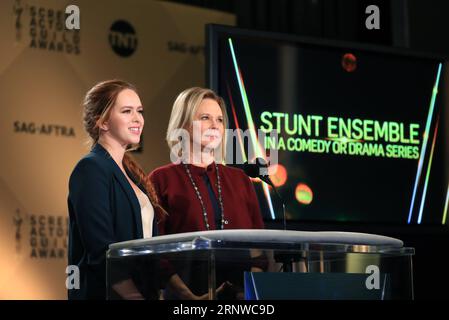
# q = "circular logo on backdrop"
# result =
<box><xmin>108</xmin><ymin>20</ymin><xmax>138</xmax><ymax>57</ymax></box>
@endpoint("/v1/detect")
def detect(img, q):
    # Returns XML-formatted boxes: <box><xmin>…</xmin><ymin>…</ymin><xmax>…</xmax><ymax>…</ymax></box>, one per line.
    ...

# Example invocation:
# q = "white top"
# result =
<box><xmin>135</xmin><ymin>188</ymin><xmax>154</xmax><ymax>238</ymax></box>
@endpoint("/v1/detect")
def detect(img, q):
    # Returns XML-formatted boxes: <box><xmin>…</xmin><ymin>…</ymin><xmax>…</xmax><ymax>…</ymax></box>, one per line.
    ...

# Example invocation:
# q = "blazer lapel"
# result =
<box><xmin>91</xmin><ymin>144</ymin><xmax>143</xmax><ymax>238</ymax></box>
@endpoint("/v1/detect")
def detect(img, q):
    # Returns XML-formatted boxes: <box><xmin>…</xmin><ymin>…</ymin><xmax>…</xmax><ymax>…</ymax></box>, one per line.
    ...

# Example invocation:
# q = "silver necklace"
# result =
<box><xmin>183</xmin><ymin>162</ymin><xmax>225</xmax><ymax>230</ymax></box>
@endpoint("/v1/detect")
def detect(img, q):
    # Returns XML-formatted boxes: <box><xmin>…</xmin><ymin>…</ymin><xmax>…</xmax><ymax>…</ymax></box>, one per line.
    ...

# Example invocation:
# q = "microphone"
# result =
<box><xmin>242</xmin><ymin>158</ymin><xmax>287</xmax><ymax>231</ymax></box>
<box><xmin>242</xmin><ymin>159</ymin><xmax>304</xmax><ymax>273</ymax></box>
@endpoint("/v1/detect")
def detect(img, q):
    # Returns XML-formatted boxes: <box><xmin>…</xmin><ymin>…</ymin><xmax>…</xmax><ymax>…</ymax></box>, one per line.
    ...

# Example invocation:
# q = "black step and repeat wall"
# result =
<box><xmin>0</xmin><ymin>0</ymin><xmax>235</xmax><ymax>299</ymax></box>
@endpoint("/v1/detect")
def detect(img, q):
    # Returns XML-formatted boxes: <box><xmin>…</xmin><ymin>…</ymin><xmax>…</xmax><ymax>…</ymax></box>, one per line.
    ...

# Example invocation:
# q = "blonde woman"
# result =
<box><xmin>150</xmin><ymin>87</ymin><xmax>265</xmax><ymax>300</ymax></box>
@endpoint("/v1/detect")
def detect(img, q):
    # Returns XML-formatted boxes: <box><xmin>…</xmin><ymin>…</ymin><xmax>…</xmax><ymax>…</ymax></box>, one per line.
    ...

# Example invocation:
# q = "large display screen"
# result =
<box><xmin>207</xmin><ymin>25</ymin><xmax>449</xmax><ymax>226</ymax></box>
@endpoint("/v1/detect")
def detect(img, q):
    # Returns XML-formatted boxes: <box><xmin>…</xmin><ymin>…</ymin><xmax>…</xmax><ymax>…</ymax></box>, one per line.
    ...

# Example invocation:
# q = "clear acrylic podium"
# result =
<box><xmin>106</xmin><ymin>230</ymin><xmax>414</xmax><ymax>300</ymax></box>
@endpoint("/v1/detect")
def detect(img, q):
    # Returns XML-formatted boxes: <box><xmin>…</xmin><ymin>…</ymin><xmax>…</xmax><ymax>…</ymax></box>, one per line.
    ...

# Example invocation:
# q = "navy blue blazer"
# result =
<box><xmin>67</xmin><ymin>143</ymin><xmax>158</xmax><ymax>300</ymax></box>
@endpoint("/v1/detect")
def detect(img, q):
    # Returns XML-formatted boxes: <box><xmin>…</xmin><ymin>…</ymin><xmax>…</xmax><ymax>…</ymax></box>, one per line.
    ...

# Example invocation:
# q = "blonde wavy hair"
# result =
<box><xmin>166</xmin><ymin>87</ymin><xmax>228</xmax><ymax>162</ymax></box>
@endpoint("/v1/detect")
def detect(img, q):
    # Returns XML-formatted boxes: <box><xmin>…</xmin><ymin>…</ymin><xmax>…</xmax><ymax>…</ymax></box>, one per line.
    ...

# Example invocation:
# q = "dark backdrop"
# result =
<box><xmin>168</xmin><ymin>0</ymin><xmax>449</xmax><ymax>300</ymax></box>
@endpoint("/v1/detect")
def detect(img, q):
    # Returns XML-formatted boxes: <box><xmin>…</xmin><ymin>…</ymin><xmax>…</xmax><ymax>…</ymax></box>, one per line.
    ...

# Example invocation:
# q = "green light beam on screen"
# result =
<box><xmin>408</xmin><ymin>63</ymin><xmax>442</xmax><ymax>224</ymax></box>
<box><xmin>442</xmin><ymin>183</ymin><xmax>449</xmax><ymax>225</ymax></box>
<box><xmin>418</xmin><ymin>115</ymin><xmax>439</xmax><ymax>224</ymax></box>
<box><xmin>226</xmin><ymin>83</ymin><xmax>248</xmax><ymax>163</ymax></box>
<box><xmin>228</xmin><ymin>38</ymin><xmax>275</xmax><ymax>220</ymax></box>
<box><xmin>228</xmin><ymin>38</ymin><xmax>262</xmax><ymax>158</ymax></box>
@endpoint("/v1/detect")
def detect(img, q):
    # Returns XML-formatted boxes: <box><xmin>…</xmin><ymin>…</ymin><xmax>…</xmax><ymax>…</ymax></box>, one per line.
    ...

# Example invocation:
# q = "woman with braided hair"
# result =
<box><xmin>68</xmin><ymin>80</ymin><xmax>163</xmax><ymax>299</ymax></box>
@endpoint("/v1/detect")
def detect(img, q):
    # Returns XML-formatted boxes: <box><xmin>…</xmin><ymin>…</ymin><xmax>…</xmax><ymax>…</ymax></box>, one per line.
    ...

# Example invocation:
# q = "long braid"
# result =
<box><xmin>83</xmin><ymin>79</ymin><xmax>168</xmax><ymax>219</ymax></box>
<box><xmin>123</xmin><ymin>153</ymin><xmax>167</xmax><ymax>219</ymax></box>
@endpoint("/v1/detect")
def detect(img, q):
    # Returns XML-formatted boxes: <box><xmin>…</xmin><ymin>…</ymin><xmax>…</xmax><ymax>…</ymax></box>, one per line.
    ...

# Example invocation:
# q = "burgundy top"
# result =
<box><xmin>149</xmin><ymin>162</ymin><xmax>264</xmax><ymax>235</ymax></box>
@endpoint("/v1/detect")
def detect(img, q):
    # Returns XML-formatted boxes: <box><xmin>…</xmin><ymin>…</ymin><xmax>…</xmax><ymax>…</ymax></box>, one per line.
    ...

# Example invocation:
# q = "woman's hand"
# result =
<box><xmin>112</xmin><ymin>279</ymin><xmax>145</xmax><ymax>300</ymax></box>
<box><xmin>191</xmin><ymin>281</ymin><xmax>229</xmax><ymax>300</ymax></box>
<box><xmin>167</xmin><ymin>274</ymin><xmax>229</xmax><ymax>300</ymax></box>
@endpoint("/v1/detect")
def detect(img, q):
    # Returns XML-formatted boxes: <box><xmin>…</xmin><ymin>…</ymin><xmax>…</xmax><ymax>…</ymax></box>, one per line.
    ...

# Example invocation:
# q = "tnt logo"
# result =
<box><xmin>109</xmin><ymin>20</ymin><xmax>138</xmax><ymax>57</ymax></box>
